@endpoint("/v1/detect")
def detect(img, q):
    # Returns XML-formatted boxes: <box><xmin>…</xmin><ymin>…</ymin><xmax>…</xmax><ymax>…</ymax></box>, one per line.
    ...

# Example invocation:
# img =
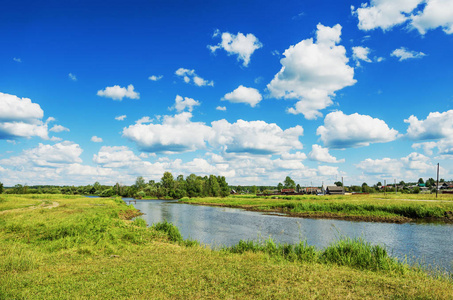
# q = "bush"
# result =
<box><xmin>151</xmin><ymin>220</ymin><xmax>183</xmax><ymax>243</ymax></box>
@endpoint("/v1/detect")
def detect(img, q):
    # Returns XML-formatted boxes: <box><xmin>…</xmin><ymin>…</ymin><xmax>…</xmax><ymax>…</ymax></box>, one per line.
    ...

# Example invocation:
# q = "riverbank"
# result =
<box><xmin>1</xmin><ymin>194</ymin><xmax>452</xmax><ymax>299</ymax></box>
<box><xmin>180</xmin><ymin>194</ymin><xmax>453</xmax><ymax>223</ymax></box>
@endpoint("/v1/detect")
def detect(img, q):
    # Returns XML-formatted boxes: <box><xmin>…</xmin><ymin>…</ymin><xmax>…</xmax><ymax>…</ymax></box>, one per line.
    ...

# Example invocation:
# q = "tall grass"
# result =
<box><xmin>225</xmin><ymin>237</ymin><xmax>410</xmax><ymax>274</ymax></box>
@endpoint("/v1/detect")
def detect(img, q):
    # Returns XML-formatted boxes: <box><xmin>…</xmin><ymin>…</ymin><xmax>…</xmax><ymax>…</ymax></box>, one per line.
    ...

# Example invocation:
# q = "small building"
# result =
<box><xmin>326</xmin><ymin>186</ymin><xmax>344</xmax><ymax>195</ymax></box>
<box><xmin>281</xmin><ymin>188</ymin><xmax>295</xmax><ymax>194</ymax></box>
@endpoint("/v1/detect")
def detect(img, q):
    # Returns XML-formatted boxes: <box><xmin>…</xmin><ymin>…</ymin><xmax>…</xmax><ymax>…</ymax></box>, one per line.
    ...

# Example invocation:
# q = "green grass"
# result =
<box><xmin>180</xmin><ymin>194</ymin><xmax>453</xmax><ymax>222</ymax></box>
<box><xmin>1</xmin><ymin>194</ymin><xmax>452</xmax><ymax>299</ymax></box>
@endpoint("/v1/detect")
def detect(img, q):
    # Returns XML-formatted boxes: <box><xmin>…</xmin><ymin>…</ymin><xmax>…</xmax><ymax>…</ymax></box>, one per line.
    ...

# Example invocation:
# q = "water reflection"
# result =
<box><xmin>128</xmin><ymin>199</ymin><xmax>453</xmax><ymax>272</ymax></box>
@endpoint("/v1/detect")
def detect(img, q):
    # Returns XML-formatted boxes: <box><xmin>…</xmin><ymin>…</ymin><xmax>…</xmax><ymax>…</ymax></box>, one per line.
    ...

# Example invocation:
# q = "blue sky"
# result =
<box><xmin>1</xmin><ymin>0</ymin><xmax>453</xmax><ymax>186</ymax></box>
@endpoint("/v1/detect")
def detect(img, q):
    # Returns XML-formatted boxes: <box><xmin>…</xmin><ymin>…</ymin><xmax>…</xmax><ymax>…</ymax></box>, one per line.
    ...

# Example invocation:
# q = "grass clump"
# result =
<box><xmin>226</xmin><ymin>237</ymin><xmax>410</xmax><ymax>274</ymax></box>
<box><xmin>321</xmin><ymin>237</ymin><xmax>406</xmax><ymax>272</ymax></box>
<box><xmin>151</xmin><ymin>220</ymin><xmax>183</xmax><ymax>243</ymax></box>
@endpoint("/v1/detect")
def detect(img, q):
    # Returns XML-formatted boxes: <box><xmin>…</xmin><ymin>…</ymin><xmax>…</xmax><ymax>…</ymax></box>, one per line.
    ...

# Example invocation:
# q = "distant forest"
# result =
<box><xmin>0</xmin><ymin>174</ymin><xmax>448</xmax><ymax>198</ymax></box>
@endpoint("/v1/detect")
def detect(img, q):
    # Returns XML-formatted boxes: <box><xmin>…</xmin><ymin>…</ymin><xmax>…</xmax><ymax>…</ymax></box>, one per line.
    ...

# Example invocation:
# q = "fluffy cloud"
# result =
<box><xmin>122</xmin><ymin>113</ymin><xmax>213</xmax><ymax>153</ymax></box>
<box><xmin>318</xmin><ymin>165</ymin><xmax>339</xmax><ymax>176</ymax></box>
<box><xmin>115</xmin><ymin>115</ymin><xmax>127</xmax><ymax>121</ymax></box>
<box><xmin>122</xmin><ymin>113</ymin><xmax>304</xmax><ymax>155</ymax></box>
<box><xmin>222</xmin><ymin>86</ymin><xmax>262</xmax><ymax>107</ymax></box>
<box><xmin>356</xmin><ymin>152</ymin><xmax>438</xmax><ymax>179</ymax></box>
<box><xmin>308</xmin><ymin>144</ymin><xmax>345</xmax><ymax>163</ymax></box>
<box><xmin>352</xmin><ymin>0</ymin><xmax>453</xmax><ymax>34</ymax></box>
<box><xmin>13</xmin><ymin>57</ymin><xmax>21</xmax><ymax>63</ymax></box>
<box><xmin>175</xmin><ymin>68</ymin><xmax>213</xmax><ymax>87</ymax></box>
<box><xmin>391</xmin><ymin>47</ymin><xmax>426</xmax><ymax>61</ymax></box>
<box><xmin>91</xmin><ymin>136</ymin><xmax>103</xmax><ymax>143</ymax></box>
<box><xmin>93</xmin><ymin>146</ymin><xmax>141</xmax><ymax>168</ymax></box>
<box><xmin>209</xmin><ymin>30</ymin><xmax>262</xmax><ymax>67</ymax></box>
<box><xmin>49</xmin><ymin>125</ymin><xmax>69</xmax><ymax>133</ymax></box>
<box><xmin>405</xmin><ymin>110</ymin><xmax>453</xmax><ymax>140</ymax></box>
<box><xmin>216</xmin><ymin>106</ymin><xmax>227</xmax><ymax>111</ymax></box>
<box><xmin>97</xmin><ymin>84</ymin><xmax>139</xmax><ymax>101</ymax></box>
<box><xmin>317</xmin><ymin>111</ymin><xmax>399</xmax><ymax>148</ymax></box>
<box><xmin>210</xmin><ymin>119</ymin><xmax>303</xmax><ymax>155</ymax></box>
<box><xmin>411</xmin><ymin>0</ymin><xmax>453</xmax><ymax>34</ymax></box>
<box><xmin>352</xmin><ymin>46</ymin><xmax>372</xmax><ymax>66</ymax></box>
<box><xmin>352</xmin><ymin>0</ymin><xmax>421</xmax><ymax>31</ymax></box>
<box><xmin>0</xmin><ymin>92</ymin><xmax>49</xmax><ymax>140</ymax></box>
<box><xmin>1</xmin><ymin>141</ymin><xmax>82</xmax><ymax>168</ymax></box>
<box><xmin>267</xmin><ymin>24</ymin><xmax>356</xmax><ymax>119</ymax></box>
<box><xmin>171</xmin><ymin>95</ymin><xmax>200</xmax><ymax>112</ymax></box>
<box><xmin>148</xmin><ymin>75</ymin><xmax>163</xmax><ymax>81</ymax></box>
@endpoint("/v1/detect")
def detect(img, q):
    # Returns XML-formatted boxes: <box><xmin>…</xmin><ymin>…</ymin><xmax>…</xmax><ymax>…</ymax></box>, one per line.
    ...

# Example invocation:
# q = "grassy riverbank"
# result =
<box><xmin>1</xmin><ymin>194</ymin><xmax>452</xmax><ymax>299</ymax></box>
<box><xmin>180</xmin><ymin>194</ymin><xmax>453</xmax><ymax>223</ymax></box>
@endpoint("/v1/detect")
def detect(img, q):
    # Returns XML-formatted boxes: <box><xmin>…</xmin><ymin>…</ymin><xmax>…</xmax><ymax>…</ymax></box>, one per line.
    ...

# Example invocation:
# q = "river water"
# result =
<box><xmin>126</xmin><ymin>199</ymin><xmax>453</xmax><ymax>273</ymax></box>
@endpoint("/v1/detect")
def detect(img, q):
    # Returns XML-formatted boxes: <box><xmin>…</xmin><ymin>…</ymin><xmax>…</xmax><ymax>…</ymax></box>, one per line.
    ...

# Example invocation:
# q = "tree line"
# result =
<box><xmin>0</xmin><ymin>172</ymin><xmax>230</xmax><ymax>199</ymax></box>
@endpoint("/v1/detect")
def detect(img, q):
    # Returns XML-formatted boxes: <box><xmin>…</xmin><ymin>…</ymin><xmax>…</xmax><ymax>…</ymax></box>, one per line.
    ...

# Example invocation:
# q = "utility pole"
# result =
<box><xmin>436</xmin><ymin>163</ymin><xmax>440</xmax><ymax>198</ymax></box>
<box><xmin>384</xmin><ymin>179</ymin><xmax>386</xmax><ymax>196</ymax></box>
<box><xmin>342</xmin><ymin>176</ymin><xmax>344</xmax><ymax>194</ymax></box>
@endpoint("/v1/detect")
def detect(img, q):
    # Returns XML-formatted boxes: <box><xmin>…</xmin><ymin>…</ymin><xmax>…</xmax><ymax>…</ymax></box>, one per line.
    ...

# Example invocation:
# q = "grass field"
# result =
<box><xmin>1</xmin><ymin>194</ymin><xmax>452</xmax><ymax>299</ymax></box>
<box><xmin>180</xmin><ymin>194</ymin><xmax>453</xmax><ymax>223</ymax></box>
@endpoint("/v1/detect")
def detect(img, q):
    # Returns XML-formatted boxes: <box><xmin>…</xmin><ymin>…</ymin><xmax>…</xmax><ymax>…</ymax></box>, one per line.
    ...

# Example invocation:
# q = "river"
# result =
<box><xmin>126</xmin><ymin>198</ymin><xmax>453</xmax><ymax>273</ymax></box>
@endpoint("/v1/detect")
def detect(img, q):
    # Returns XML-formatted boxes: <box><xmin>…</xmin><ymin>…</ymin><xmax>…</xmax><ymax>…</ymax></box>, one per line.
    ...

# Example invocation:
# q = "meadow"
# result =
<box><xmin>180</xmin><ymin>194</ymin><xmax>453</xmax><ymax>223</ymax></box>
<box><xmin>1</xmin><ymin>194</ymin><xmax>452</xmax><ymax>299</ymax></box>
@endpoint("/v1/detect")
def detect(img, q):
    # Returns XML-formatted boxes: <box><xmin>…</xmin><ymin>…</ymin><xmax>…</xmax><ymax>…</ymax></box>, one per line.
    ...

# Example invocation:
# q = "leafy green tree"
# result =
<box><xmin>217</xmin><ymin>176</ymin><xmax>230</xmax><ymax>197</ymax></box>
<box><xmin>161</xmin><ymin>172</ymin><xmax>174</xmax><ymax>196</ymax></box>
<box><xmin>426</xmin><ymin>178</ymin><xmax>435</xmax><ymax>187</ymax></box>
<box><xmin>277</xmin><ymin>183</ymin><xmax>283</xmax><ymax>191</ymax></box>
<box><xmin>376</xmin><ymin>182</ymin><xmax>382</xmax><ymax>186</ymax></box>
<box><xmin>0</xmin><ymin>182</ymin><xmax>3</xmax><ymax>194</ymax></box>
<box><xmin>296</xmin><ymin>184</ymin><xmax>301</xmax><ymax>193</ymax></box>
<box><xmin>135</xmin><ymin>176</ymin><xmax>146</xmax><ymax>190</ymax></box>
<box><xmin>208</xmin><ymin>175</ymin><xmax>220</xmax><ymax>197</ymax></box>
<box><xmin>418</xmin><ymin>178</ymin><xmax>424</xmax><ymax>184</ymax></box>
<box><xmin>283</xmin><ymin>176</ymin><xmax>296</xmax><ymax>189</ymax></box>
<box><xmin>334</xmin><ymin>181</ymin><xmax>343</xmax><ymax>187</ymax></box>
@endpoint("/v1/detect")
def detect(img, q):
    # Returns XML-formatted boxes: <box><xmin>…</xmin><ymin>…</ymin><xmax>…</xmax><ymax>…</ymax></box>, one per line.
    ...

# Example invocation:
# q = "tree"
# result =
<box><xmin>334</xmin><ymin>181</ymin><xmax>343</xmax><ymax>187</ymax></box>
<box><xmin>0</xmin><ymin>182</ymin><xmax>3</xmax><ymax>194</ymax></box>
<box><xmin>283</xmin><ymin>176</ymin><xmax>295</xmax><ymax>189</ymax></box>
<box><xmin>161</xmin><ymin>172</ymin><xmax>174</xmax><ymax>196</ymax></box>
<box><xmin>135</xmin><ymin>176</ymin><xmax>146</xmax><ymax>190</ymax></box>
<box><xmin>376</xmin><ymin>181</ymin><xmax>382</xmax><ymax>186</ymax></box>
<box><xmin>277</xmin><ymin>183</ymin><xmax>283</xmax><ymax>191</ymax></box>
<box><xmin>296</xmin><ymin>184</ymin><xmax>301</xmax><ymax>193</ymax></box>
<box><xmin>418</xmin><ymin>178</ymin><xmax>424</xmax><ymax>184</ymax></box>
<box><xmin>426</xmin><ymin>178</ymin><xmax>435</xmax><ymax>188</ymax></box>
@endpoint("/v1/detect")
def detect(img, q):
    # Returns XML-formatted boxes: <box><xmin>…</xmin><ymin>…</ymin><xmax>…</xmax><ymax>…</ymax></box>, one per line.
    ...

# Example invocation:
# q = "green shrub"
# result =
<box><xmin>151</xmin><ymin>220</ymin><xmax>183</xmax><ymax>243</ymax></box>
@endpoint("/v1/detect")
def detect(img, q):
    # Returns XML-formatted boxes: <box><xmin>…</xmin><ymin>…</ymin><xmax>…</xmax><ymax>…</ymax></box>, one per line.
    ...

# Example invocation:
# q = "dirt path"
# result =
<box><xmin>0</xmin><ymin>201</ymin><xmax>59</xmax><ymax>215</ymax></box>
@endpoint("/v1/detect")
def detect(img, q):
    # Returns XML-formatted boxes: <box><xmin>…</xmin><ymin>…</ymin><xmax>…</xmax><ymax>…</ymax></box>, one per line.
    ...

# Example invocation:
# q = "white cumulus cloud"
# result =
<box><xmin>267</xmin><ymin>24</ymin><xmax>356</xmax><ymax>119</ymax></box>
<box><xmin>115</xmin><ymin>115</ymin><xmax>127</xmax><ymax>121</ymax></box>
<box><xmin>391</xmin><ymin>47</ymin><xmax>426</xmax><ymax>61</ymax></box>
<box><xmin>209</xmin><ymin>30</ymin><xmax>263</xmax><ymax>67</ymax></box>
<box><xmin>175</xmin><ymin>68</ymin><xmax>213</xmax><ymax>86</ymax></box>
<box><xmin>97</xmin><ymin>84</ymin><xmax>139</xmax><ymax>101</ymax></box>
<box><xmin>352</xmin><ymin>0</ymin><xmax>453</xmax><ymax>34</ymax></box>
<box><xmin>148</xmin><ymin>75</ymin><xmax>163</xmax><ymax>81</ymax></box>
<box><xmin>222</xmin><ymin>85</ymin><xmax>262</xmax><ymax>107</ymax></box>
<box><xmin>352</xmin><ymin>46</ymin><xmax>372</xmax><ymax>66</ymax></box>
<box><xmin>91</xmin><ymin>136</ymin><xmax>103</xmax><ymax>143</ymax></box>
<box><xmin>308</xmin><ymin>144</ymin><xmax>345</xmax><ymax>163</ymax></box>
<box><xmin>171</xmin><ymin>95</ymin><xmax>201</xmax><ymax>112</ymax></box>
<box><xmin>216</xmin><ymin>106</ymin><xmax>227</xmax><ymax>111</ymax></box>
<box><xmin>317</xmin><ymin>111</ymin><xmax>399</xmax><ymax>148</ymax></box>
<box><xmin>122</xmin><ymin>112</ymin><xmax>213</xmax><ymax>153</ymax></box>
<box><xmin>0</xmin><ymin>92</ymin><xmax>49</xmax><ymax>140</ymax></box>
<box><xmin>210</xmin><ymin>119</ymin><xmax>303</xmax><ymax>155</ymax></box>
<box><xmin>49</xmin><ymin>125</ymin><xmax>69</xmax><ymax>133</ymax></box>
<box><xmin>405</xmin><ymin>110</ymin><xmax>453</xmax><ymax>140</ymax></box>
